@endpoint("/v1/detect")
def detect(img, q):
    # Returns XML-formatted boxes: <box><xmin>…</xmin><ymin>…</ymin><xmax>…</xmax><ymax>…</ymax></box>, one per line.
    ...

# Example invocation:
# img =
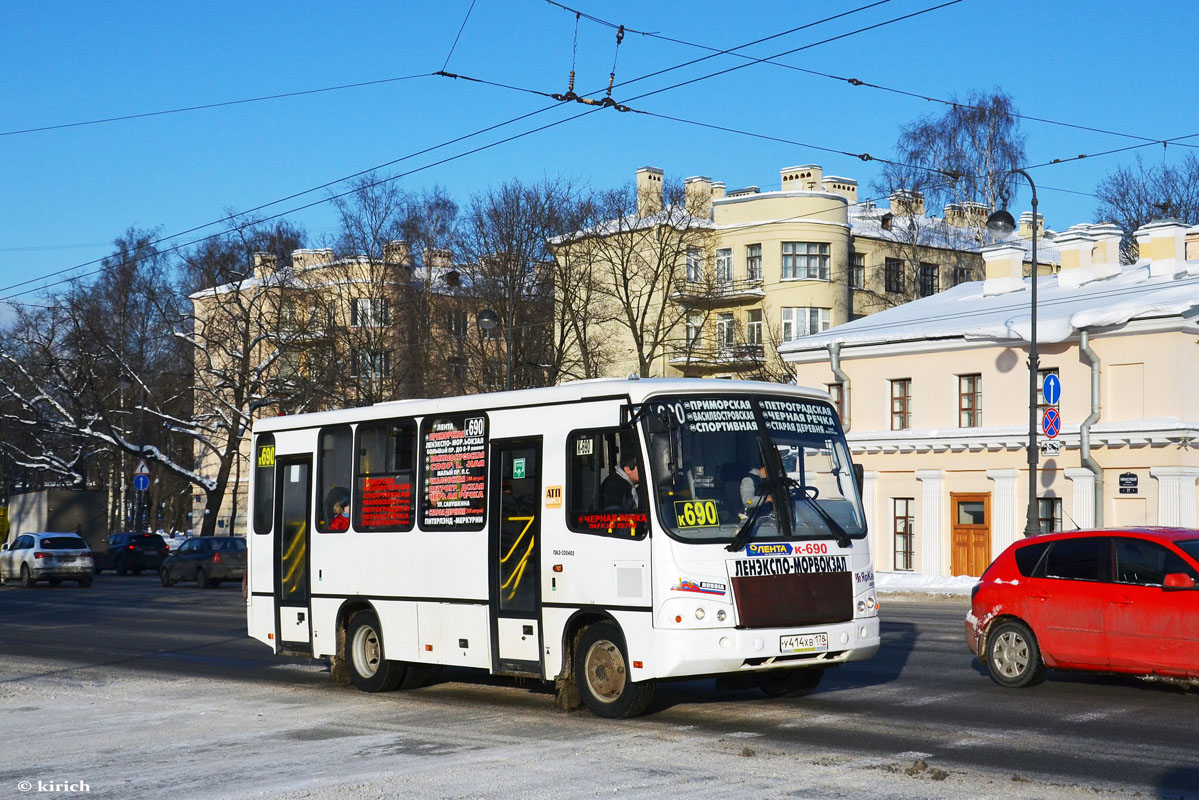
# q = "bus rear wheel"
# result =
<box><xmin>574</xmin><ymin>622</ymin><xmax>654</xmax><ymax>718</ymax></box>
<box><xmin>754</xmin><ymin>667</ymin><xmax>824</xmax><ymax>697</ymax></box>
<box><xmin>346</xmin><ymin>610</ymin><xmax>406</xmax><ymax>693</ymax></box>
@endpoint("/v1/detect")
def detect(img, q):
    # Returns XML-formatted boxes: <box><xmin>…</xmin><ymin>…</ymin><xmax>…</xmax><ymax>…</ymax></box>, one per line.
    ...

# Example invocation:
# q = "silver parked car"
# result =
<box><xmin>0</xmin><ymin>532</ymin><xmax>94</xmax><ymax>587</ymax></box>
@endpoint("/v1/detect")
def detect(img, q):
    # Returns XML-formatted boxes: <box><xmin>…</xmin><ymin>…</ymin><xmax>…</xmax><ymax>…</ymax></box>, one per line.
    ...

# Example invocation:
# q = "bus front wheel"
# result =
<box><xmin>574</xmin><ymin>622</ymin><xmax>654</xmax><ymax>718</ymax></box>
<box><xmin>346</xmin><ymin>610</ymin><xmax>405</xmax><ymax>693</ymax></box>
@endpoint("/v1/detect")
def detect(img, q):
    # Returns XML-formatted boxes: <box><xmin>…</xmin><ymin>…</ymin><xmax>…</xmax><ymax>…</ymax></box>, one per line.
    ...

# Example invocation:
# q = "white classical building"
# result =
<box><xmin>782</xmin><ymin>218</ymin><xmax>1199</xmax><ymax>577</ymax></box>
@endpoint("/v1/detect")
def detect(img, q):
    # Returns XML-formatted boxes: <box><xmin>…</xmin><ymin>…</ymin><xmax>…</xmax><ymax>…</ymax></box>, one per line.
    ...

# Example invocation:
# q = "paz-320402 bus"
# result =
<box><xmin>247</xmin><ymin>378</ymin><xmax>878</xmax><ymax>717</ymax></box>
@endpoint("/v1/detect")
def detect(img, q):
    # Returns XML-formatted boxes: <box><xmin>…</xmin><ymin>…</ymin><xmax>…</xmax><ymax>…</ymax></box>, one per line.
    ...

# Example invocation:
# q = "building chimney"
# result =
<box><xmin>635</xmin><ymin>166</ymin><xmax>664</xmax><ymax>217</ymax></box>
<box><xmin>1088</xmin><ymin>223</ymin><xmax>1123</xmax><ymax>279</ymax></box>
<box><xmin>1187</xmin><ymin>225</ymin><xmax>1199</xmax><ymax>262</ymax></box>
<box><xmin>291</xmin><ymin>248</ymin><xmax>335</xmax><ymax>270</ymax></box>
<box><xmin>1135</xmin><ymin>219</ymin><xmax>1188</xmax><ymax>277</ymax></box>
<box><xmin>889</xmin><ymin>190</ymin><xmax>925</xmax><ymax>217</ymax></box>
<box><xmin>781</xmin><ymin>164</ymin><xmax>822</xmax><ymax>192</ymax></box>
<box><xmin>1017</xmin><ymin>211</ymin><xmax>1045</xmax><ymax>240</ymax></box>
<box><xmin>1054</xmin><ymin>225</ymin><xmax>1096</xmax><ymax>288</ymax></box>
<box><xmin>424</xmin><ymin>247</ymin><xmax>453</xmax><ymax>270</ymax></box>
<box><xmin>711</xmin><ymin>181</ymin><xmax>726</xmax><ymax>201</ymax></box>
<box><xmin>253</xmin><ymin>252</ymin><xmax>278</xmax><ymax>277</ymax></box>
<box><xmin>981</xmin><ymin>242</ymin><xmax>1027</xmax><ymax>296</ymax></box>
<box><xmin>383</xmin><ymin>240</ymin><xmax>410</xmax><ymax>266</ymax></box>
<box><xmin>684</xmin><ymin>175</ymin><xmax>713</xmax><ymax>218</ymax></box>
<box><xmin>821</xmin><ymin>175</ymin><xmax>858</xmax><ymax>203</ymax></box>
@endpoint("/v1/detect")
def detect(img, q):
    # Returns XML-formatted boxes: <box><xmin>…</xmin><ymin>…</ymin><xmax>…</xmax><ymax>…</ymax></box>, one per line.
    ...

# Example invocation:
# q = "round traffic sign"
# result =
<box><xmin>1042</xmin><ymin>407</ymin><xmax>1061</xmax><ymax>439</ymax></box>
<box><xmin>133</xmin><ymin>474</ymin><xmax>150</xmax><ymax>492</ymax></box>
<box><xmin>1042</xmin><ymin>373</ymin><xmax>1061</xmax><ymax>406</ymax></box>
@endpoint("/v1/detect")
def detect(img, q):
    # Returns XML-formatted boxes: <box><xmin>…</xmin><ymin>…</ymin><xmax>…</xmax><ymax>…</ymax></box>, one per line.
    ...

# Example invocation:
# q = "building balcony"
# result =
<box><xmin>671</xmin><ymin>277</ymin><xmax>765</xmax><ymax>306</ymax></box>
<box><xmin>668</xmin><ymin>340</ymin><xmax>766</xmax><ymax>367</ymax></box>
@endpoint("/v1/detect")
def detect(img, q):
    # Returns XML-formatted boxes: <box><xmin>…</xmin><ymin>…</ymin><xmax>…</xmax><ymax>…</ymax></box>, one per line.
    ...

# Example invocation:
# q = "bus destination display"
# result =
<box><xmin>422</xmin><ymin>415</ymin><xmax>488</xmax><ymax>528</ymax></box>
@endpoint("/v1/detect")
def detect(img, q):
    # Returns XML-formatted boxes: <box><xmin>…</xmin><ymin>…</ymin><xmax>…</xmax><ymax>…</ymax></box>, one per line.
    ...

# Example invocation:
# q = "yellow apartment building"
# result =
<box><xmin>189</xmin><ymin>244</ymin><xmax>477</xmax><ymax>535</ymax></box>
<box><xmin>557</xmin><ymin>164</ymin><xmax>987</xmax><ymax>380</ymax></box>
<box><xmin>782</xmin><ymin>219</ymin><xmax>1199</xmax><ymax>577</ymax></box>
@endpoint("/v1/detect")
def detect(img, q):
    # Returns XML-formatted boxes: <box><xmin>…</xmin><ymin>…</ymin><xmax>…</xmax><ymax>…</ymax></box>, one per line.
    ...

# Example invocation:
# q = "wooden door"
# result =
<box><xmin>950</xmin><ymin>493</ymin><xmax>990</xmax><ymax>577</ymax></box>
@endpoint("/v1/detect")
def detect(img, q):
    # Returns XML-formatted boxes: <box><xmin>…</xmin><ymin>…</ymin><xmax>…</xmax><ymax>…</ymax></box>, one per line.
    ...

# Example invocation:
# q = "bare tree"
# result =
<box><xmin>1095</xmin><ymin>153</ymin><xmax>1199</xmax><ymax>262</ymax></box>
<box><xmin>555</xmin><ymin>179</ymin><xmax>713</xmax><ymax>378</ymax></box>
<box><xmin>877</xmin><ymin>90</ymin><xmax>1026</xmax><ymax>214</ymax></box>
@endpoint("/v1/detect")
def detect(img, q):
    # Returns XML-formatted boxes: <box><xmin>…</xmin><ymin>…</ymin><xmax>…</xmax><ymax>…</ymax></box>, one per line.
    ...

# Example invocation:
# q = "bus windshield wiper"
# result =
<box><xmin>725</xmin><ymin>482</ymin><xmax>772</xmax><ymax>553</ymax></box>
<box><xmin>786</xmin><ymin>477</ymin><xmax>852</xmax><ymax>549</ymax></box>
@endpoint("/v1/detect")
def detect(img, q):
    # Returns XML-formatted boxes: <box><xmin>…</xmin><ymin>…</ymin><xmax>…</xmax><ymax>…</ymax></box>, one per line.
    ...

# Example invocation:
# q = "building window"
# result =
<box><xmin>685</xmin><ymin>313</ymin><xmax>703</xmax><ymax>345</ymax></box>
<box><xmin>781</xmin><ymin>307</ymin><xmax>831</xmax><ymax>341</ymax></box>
<box><xmin>351</xmin><ymin>298</ymin><xmax>390</xmax><ymax>327</ymax></box>
<box><xmin>827</xmin><ymin>383</ymin><xmax>845</xmax><ymax>421</ymax></box>
<box><xmin>352</xmin><ymin>349</ymin><xmax>391</xmax><ymax>379</ymax></box>
<box><xmin>850</xmin><ymin>253</ymin><xmax>865</xmax><ymax>289</ymax></box>
<box><xmin>716</xmin><ymin>312</ymin><xmax>734</xmax><ymax>348</ymax></box>
<box><xmin>686</xmin><ymin>247</ymin><xmax>702</xmax><ymax>281</ymax></box>
<box><xmin>1038</xmin><ymin>497</ymin><xmax>1062</xmax><ymax>534</ymax></box>
<box><xmin>746</xmin><ymin>308</ymin><xmax>763</xmax><ymax>345</ymax></box>
<box><xmin>482</xmin><ymin>363</ymin><xmax>504</xmax><ymax>390</ymax></box>
<box><xmin>448</xmin><ymin>310</ymin><xmax>469</xmax><ymax>339</ymax></box>
<box><xmin>885</xmin><ymin>258</ymin><xmax>903</xmax><ymax>294</ymax></box>
<box><xmin>890</xmin><ymin>378</ymin><xmax>911</xmax><ymax>430</ymax></box>
<box><xmin>746</xmin><ymin>244</ymin><xmax>762</xmax><ymax>281</ymax></box>
<box><xmin>894</xmin><ymin>498</ymin><xmax>915</xmax><ymax>571</ymax></box>
<box><xmin>1037</xmin><ymin>367</ymin><xmax>1059</xmax><ymax>427</ymax></box>
<box><xmin>918</xmin><ymin>262</ymin><xmax>939</xmax><ymax>297</ymax></box>
<box><xmin>959</xmin><ymin>374</ymin><xmax>981</xmax><ymax>427</ymax></box>
<box><xmin>447</xmin><ymin>356</ymin><xmax>467</xmax><ymax>381</ymax></box>
<box><xmin>782</xmin><ymin>242</ymin><xmax>830</xmax><ymax>280</ymax></box>
<box><xmin>954</xmin><ymin>265</ymin><xmax>974</xmax><ymax>285</ymax></box>
<box><xmin>715</xmin><ymin>248</ymin><xmax>733</xmax><ymax>283</ymax></box>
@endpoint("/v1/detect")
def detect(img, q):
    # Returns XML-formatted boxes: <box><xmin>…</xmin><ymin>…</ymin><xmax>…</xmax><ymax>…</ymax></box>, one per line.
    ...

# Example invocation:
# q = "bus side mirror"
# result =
<box><xmin>853</xmin><ymin>463</ymin><xmax>864</xmax><ymax>494</ymax></box>
<box><xmin>649</xmin><ymin>433</ymin><xmax>674</xmax><ymax>487</ymax></box>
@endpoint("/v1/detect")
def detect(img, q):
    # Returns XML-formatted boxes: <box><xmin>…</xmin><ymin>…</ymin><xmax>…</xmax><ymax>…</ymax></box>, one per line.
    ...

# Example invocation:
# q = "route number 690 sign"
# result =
<box><xmin>674</xmin><ymin>499</ymin><xmax>720</xmax><ymax>528</ymax></box>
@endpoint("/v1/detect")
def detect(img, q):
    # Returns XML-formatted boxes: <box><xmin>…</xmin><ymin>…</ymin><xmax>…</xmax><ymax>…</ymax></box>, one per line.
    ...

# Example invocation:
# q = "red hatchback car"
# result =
<box><xmin>967</xmin><ymin>528</ymin><xmax>1199</xmax><ymax>687</ymax></box>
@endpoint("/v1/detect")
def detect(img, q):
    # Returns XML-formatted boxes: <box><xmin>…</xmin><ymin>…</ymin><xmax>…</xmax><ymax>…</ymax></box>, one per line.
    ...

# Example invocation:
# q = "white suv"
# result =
<box><xmin>0</xmin><ymin>532</ymin><xmax>94</xmax><ymax>587</ymax></box>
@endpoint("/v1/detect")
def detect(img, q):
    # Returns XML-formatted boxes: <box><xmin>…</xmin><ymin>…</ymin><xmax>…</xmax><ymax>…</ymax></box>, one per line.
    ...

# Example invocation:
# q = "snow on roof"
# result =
<box><xmin>780</xmin><ymin>257</ymin><xmax>1199</xmax><ymax>355</ymax></box>
<box><xmin>846</xmin><ymin>204</ymin><xmax>990</xmax><ymax>253</ymax></box>
<box><xmin>553</xmin><ymin>204</ymin><xmax>714</xmax><ymax>244</ymax></box>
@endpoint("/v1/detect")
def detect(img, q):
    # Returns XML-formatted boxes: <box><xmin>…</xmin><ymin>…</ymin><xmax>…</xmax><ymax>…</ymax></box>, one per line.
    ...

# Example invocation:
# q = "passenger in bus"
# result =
<box><xmin>327</xmin><ymin>487</ymin><xmax>350</xmax><ymax>531</ymax></box>
<box><xmin>600</xmin><ymin>455</ymin><xmax>640</xmax><ymax>511</ymax></box>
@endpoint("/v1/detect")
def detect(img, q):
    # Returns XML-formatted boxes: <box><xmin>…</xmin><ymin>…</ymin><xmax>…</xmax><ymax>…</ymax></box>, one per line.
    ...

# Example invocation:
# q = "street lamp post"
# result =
<box><xmin>986</xmin><ymin>169</ymin><xmax>1041</xmax><ymax>537</ymax></box>
<box><xmin>476</xmin><ymin>308</ymin><xmax>513</xmax><ymax>391</ymax></box>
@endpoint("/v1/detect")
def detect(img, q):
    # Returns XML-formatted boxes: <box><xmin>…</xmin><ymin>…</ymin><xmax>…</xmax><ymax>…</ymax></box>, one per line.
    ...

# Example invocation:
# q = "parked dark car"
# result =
<box><xmin>160</xmin><ymin>536</ymin><xmax>246</xmax><ymax>588</ymax></box>
<box><xmin>92</xmin><ymin>532</ymin><xmax>168</xmax><ymax>575</ymax></box>
<box><xmin>967</xmin><ymin>527</ymin><xmax>1199</xmax><ymax>687</ymax></box>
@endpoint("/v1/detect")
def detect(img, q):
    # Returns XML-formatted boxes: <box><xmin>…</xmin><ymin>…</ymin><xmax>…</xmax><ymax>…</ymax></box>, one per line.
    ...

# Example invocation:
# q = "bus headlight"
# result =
<box><xmin>695</xmin><ymin>608</ymin><xmax>705</xmax><ymax>620</ymax></box>
<box><xmin>716</xmin><ymin>609</ymin><xmax>727</xmax><ymax>622</ymax></box>
<box><xmin>857</xmin><ymin>600</ymin><xmax>866</xmax><ymax>613</ymax></box>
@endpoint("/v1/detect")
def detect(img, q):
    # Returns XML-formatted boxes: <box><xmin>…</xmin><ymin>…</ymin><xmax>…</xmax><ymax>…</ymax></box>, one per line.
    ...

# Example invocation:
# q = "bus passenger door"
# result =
<box><xmin>488</xmin><ymin>437</ymin><xmax>543</xmax><ymax>676</ymax></box>
<box><xmin>275</xmin><ymin>456</ymin><xmax>313</xmax><ymax>653</ymax></box>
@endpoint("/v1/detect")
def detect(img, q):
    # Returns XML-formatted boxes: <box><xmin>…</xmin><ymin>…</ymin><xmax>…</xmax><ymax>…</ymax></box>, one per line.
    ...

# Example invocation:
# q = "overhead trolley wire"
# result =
<box><xmin>4</xmin><ymin>1</ymin><xmax>901</xmax><ymax>299</ymax></box>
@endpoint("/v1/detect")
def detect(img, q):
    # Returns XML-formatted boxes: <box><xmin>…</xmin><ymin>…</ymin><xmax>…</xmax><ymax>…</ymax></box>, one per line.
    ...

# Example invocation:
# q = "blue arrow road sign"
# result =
<box><xmin>1043</xmin><ymin>373</ymin><xmax>1061</xmax><ymax>406</ymax></box>
<box><xmin>133</xmin><ymin>474</ymin><xmax>150</xmax><ymax>492</ymax></box>
<box><xmin>1042</xmin><ymin>407</ymin><xmax>1061</xmax><ymax>439</ymax></box>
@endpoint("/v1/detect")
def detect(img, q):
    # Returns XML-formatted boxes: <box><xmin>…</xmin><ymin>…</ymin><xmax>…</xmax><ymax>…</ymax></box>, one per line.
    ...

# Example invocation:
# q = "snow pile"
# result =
<box><xmin>876</xmin><ymin>570</ymin><xmax>976</xmax><ymax>595</ymax></box>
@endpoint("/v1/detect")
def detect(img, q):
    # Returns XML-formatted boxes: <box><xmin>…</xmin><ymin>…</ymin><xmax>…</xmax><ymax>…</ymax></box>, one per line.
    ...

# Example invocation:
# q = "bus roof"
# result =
<box><xmin>253</xmin><ymin>378</ymin><xmax>831</xmax><ymax>433</ymax></box>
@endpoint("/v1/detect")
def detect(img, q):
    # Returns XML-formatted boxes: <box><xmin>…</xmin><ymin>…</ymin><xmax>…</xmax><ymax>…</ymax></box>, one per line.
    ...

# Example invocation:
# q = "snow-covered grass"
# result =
<box><xmin>876</xmin><ymin>570</ymin><xmax>977</xmax><ymax>596</ymax></box>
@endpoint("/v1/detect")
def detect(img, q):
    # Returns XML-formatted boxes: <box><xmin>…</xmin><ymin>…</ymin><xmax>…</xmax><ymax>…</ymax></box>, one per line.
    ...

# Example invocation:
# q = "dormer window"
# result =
<box><xmin>881</xmin><ymin>213</ymin><xmax>894</xmax><ymax>232</ymax></box>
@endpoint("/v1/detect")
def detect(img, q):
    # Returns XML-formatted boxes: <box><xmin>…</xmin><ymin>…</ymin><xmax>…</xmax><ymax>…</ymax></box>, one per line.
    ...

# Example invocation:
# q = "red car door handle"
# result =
<box><xmin>1030</xmin><ymin>594</ymin><xmax>1049</xmax><ymax>601</ymax></box>
<box><xmin>1110</xmin><ymin>598</ymin><xmax>1134</xmax><ymax>605</ymax></box>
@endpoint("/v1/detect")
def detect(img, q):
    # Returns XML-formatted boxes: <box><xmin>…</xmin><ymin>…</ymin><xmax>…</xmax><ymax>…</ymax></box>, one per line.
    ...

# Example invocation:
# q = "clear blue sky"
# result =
<box><xmin>3</xmin><ymin>0</ymin><xmax>1195</xmax><ymax>309</ymax></box>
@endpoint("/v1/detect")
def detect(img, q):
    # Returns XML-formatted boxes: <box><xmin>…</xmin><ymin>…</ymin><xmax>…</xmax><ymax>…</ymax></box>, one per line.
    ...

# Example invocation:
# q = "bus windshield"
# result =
<box><xmin>642</xmin><ymin>394</ymin><xmax>866</xmax><ymax>544</ymax></box>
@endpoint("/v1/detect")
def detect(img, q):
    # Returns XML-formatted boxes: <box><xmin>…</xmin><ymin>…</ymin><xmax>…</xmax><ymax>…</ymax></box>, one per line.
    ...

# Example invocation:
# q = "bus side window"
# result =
<box><xmin>566</xmin><ymin>428</ymin><xmax>648</xmax><ymax>539</ymax></box>
<box><xmin>317</xmin><ymin>425</ymin><xmax>354</xmax><ymax>533</ymax></box>
<box><xmin>354</xmin><ymin>420</ymin><xmax>416</xmax><ymax>532</ymax></box>
<box><xmin>253</xmin><ymin>433</ymin><xmax>275</xmax><ymax>535</ymax></box>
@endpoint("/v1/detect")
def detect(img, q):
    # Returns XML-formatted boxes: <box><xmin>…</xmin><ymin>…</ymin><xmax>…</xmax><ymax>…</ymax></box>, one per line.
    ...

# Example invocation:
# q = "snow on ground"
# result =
<box><xmin>876</xmin><ymin>570</ymin><xmax>976</xmax><ymax>596</ymax></box>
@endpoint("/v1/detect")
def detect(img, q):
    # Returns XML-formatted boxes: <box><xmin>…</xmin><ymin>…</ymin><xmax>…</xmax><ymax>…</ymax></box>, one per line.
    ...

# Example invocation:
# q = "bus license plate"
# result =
<box><xmin>780</xmin><ymin>633</ymin><xmax>828</xmax><ymax>654</ymax></box>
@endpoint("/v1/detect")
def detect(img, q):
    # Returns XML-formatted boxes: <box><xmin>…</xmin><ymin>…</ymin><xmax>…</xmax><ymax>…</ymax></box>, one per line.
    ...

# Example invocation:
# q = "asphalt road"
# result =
<box><xmin>0</xmin><ymin>576</ymin><xmax>1196</xmax><ymax>799</ymax></box>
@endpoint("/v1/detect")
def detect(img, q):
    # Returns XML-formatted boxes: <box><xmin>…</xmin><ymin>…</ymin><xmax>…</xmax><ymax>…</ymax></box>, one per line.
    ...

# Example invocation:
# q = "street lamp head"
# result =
<box><xmin>986</xmin><ymin>208</ymin><xmax>1017</xmax><ymax>235</ymax></box>
<box><xmin>117</xmin><ymin>373</ymin><xmax>134</xmax><ymax>391</ymax></box>
<box><xmin>476</xmin><ymin>308</ymin><xmax>501</xmax><ymax>331</ymax></box>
